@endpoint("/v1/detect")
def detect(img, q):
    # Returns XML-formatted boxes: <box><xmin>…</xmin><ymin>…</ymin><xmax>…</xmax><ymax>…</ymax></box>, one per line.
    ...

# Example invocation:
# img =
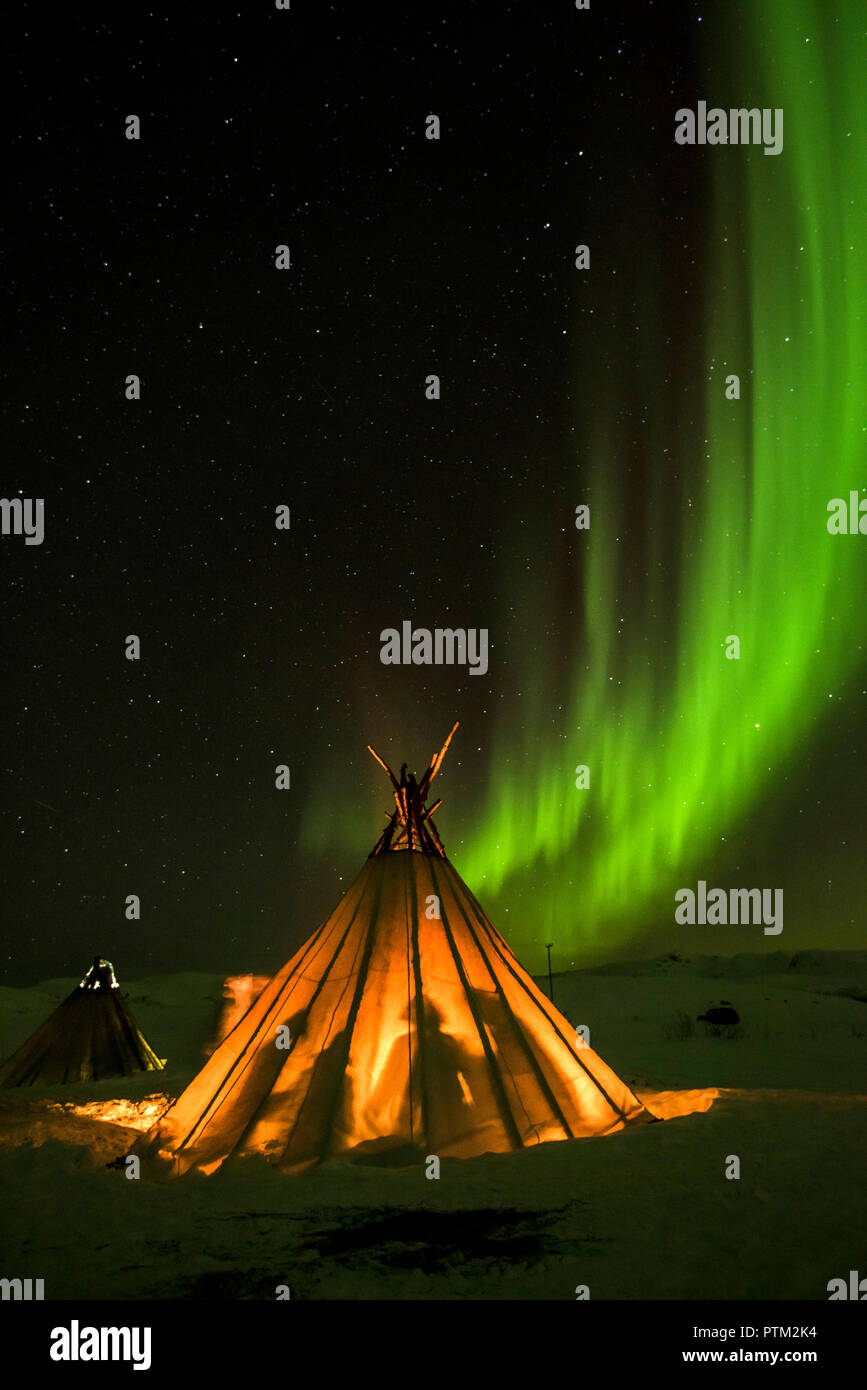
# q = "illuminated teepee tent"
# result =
<box><xmin>0</xmin><ymin>957</ymin><xmax>165</xmax><ymax>1087</ymax></box>
<box><xmin>136</xmin><ymin>724</ymin><xmax>652</xmax><ymax>1176</ymax></box>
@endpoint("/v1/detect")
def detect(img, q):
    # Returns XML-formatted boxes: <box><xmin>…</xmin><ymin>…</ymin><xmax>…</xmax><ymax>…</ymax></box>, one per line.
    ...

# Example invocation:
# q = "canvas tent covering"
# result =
<box><xmin>137</xmin><ymin>725</ymin><xmax>652</xmax><ymax>1175</ymax></box>
<box><xmin>0</xmin><ymin>957</ymin><xmax>165</xmax><ymax>1087</ymax></box>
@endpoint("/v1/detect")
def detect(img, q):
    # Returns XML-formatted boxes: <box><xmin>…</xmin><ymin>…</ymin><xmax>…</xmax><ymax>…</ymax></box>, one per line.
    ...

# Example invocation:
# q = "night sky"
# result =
<box><xmin>3</xmin><ymin>2</ymin><xmax>864</xmax><ymax>987</ymax></box>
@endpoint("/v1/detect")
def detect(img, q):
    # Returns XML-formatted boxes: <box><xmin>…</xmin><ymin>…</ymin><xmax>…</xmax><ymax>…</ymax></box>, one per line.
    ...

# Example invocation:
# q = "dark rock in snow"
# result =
<box><xmin>697</xmin><ymin>1005</ymin><xmax>740</xmax><ymax>1026</ymax></box>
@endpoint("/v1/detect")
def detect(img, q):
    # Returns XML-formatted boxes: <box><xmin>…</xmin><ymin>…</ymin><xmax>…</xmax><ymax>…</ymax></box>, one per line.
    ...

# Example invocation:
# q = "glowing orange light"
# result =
<box><xmin>205</xmin><ymin>975</ymin><xmax>270</xmax><ymax>1056</ymax></box>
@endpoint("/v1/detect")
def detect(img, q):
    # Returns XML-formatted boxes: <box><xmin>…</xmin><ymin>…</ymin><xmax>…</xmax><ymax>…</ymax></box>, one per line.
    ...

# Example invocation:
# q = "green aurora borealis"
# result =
<box><xmin>289</xmin><ymin>2</ymin><xmax>866</xmax><ymax>970</ymax></box>
<box><xmin>4</xmin><ymin>2</ymin><xmax>864</xmax><ymax>989</ymax></box>
<box><xmin>456</xmin><ymin>1</ymin><xmax>866</xmax><ymax>957</ymax></box>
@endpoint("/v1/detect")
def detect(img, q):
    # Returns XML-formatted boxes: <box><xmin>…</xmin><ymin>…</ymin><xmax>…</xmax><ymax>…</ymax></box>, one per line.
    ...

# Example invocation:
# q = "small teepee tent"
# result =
<box><xmin>136</xmin><ymin>725</ymin><xmax>652</xmax><ymax>1175</ymax></box>
<box><xmin>0</xmin><ymin>957</ymin><xmax>165</xmax><ymax>1087</ymax></box>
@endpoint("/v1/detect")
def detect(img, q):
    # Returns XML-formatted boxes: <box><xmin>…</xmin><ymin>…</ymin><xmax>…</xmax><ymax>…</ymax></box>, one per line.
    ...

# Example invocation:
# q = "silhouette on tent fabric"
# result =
<box><xmin>134</xmin><ymin>724</ymin><xmax>654</xmax><ymax>1175</ymax></box>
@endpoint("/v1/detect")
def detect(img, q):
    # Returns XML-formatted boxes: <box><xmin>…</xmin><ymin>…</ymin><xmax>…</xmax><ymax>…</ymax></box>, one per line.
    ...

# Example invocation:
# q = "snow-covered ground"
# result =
<box><xmin>0</xmin><ymin>950</ymin><xmax>864</xmax><ymax>1300</ymax></box>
